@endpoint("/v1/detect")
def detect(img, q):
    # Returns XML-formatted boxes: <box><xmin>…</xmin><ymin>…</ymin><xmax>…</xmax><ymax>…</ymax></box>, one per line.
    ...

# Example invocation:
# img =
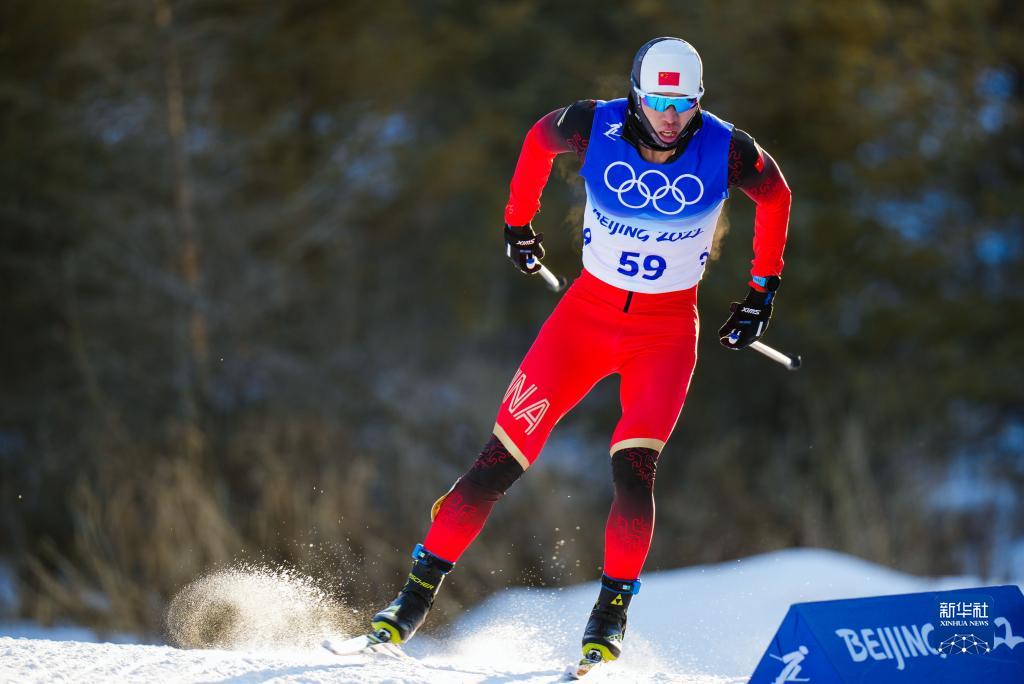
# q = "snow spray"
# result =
<box><xmin>165</xmin><ymin>564</ymin><xmax>353</xmax><ymax>650</ymax></box>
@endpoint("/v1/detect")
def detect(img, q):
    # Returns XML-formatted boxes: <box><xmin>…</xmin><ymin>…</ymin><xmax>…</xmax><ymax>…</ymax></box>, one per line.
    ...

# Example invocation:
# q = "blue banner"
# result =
<box><xmin>749</xmin><ymin>584</ymin><xmax>1024</xmax><ymax>683</ymax></box>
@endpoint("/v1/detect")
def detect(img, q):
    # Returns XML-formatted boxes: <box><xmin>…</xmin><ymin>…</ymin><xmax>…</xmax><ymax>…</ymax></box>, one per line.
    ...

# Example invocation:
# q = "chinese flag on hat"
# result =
<box><xmin>658</xmin><ymin>71</ymin><xmax>680</xmax><ymax>86</ymax></box>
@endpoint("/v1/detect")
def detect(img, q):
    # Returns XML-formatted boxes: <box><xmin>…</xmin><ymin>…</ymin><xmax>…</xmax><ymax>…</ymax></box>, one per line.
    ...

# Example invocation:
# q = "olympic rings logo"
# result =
<box><xmin>602</xmin><ymin>161</ymin><xmax>704</xmax><ymax>215</ymax></box>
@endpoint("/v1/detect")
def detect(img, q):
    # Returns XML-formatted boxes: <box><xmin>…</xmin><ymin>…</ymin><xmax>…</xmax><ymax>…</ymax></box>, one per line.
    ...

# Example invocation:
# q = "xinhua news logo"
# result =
<box><xmin>938</xmin><ymin>599</ymin><xmax>990</xmax><ymax>628</ymax></box>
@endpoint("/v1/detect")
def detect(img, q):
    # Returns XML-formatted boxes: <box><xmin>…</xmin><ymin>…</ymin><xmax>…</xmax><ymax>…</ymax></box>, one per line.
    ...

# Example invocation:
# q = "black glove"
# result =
<box><xmin>504</xmin><ymin>223</ymin><xmax>545</xmax><ymax>275</ymax></box>
<box><xmin>718</xmin><ymin>278</ymin><xmax>780</xmax><ymax>350</ymax></box>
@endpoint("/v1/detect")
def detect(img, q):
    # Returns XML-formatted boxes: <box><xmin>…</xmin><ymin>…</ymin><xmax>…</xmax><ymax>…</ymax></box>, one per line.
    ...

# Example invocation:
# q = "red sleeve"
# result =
<box><xmin>503</xmin><ymin>109</ymin><xmax>572</xmax><ymax>226</ymax></box>
<box><xmin>730</xmin><ymin>136</ymin><xmax>792</xmax><ymax>288</ymax></box>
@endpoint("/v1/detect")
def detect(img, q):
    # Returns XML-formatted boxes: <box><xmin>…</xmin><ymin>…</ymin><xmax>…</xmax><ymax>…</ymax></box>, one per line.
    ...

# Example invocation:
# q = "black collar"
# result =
<box><xmin>623</xmin><ymin>108</ymin><xmax>704</xmax><ymax>162</ymax></box>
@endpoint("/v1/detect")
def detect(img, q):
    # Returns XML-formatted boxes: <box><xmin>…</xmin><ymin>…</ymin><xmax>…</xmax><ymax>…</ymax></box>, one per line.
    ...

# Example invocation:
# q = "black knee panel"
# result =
<box><xmin>463</xmin><ymin>434</ymin><xmax>525</xmax><ymax>494</ymax></box>
<box><xmin>430</xmin><ymin>435</ymin><xmax>525</xmax><ymax>521</ymax></box>
<box><xmin>610</xmin><ymin>447</ymin><xmax>659</xmax><ymax>493</ymax></box>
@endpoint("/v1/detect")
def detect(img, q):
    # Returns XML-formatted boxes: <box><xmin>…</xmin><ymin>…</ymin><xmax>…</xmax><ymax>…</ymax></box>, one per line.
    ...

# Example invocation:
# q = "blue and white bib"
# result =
<box><xmin>578</xmin><ymin>98</ymin><xmax>733</xmax><ymax>293</ymax></box>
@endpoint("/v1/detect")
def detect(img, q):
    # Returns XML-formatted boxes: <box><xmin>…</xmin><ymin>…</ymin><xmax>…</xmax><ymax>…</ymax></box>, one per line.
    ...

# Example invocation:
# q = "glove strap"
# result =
<box><xmin>750</xmin><ymin>275</ymin><xmax>781</xmax><ymax>292</ymax></box>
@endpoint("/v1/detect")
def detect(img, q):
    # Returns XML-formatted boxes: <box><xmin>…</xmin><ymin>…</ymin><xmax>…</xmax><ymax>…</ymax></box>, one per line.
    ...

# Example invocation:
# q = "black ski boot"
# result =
<box><xmin>370</xmin><ymin>544</ymin><xmax>454</xmax><ymax>645</ymax></box>
<box><xmin>580</xmin><ymin>575</ymin><xmax>641</xmax><ymax>664</ymax></box>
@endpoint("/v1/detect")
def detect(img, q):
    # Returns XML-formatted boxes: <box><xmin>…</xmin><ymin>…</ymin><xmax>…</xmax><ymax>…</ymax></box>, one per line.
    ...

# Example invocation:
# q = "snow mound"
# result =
<box><xmin>2</xmin><ymin>547</ymin><xmax>1009</xmax><ymax>682</ymax></box>
<box><xmin>452</xmin><ymin>547</ymin><xmax>985</xmax><ymax>678</ymax></box>
<box><xmin>165</xmin><ymin>565</ymin><xmax>352</xmax><ymax>650</ymax></box>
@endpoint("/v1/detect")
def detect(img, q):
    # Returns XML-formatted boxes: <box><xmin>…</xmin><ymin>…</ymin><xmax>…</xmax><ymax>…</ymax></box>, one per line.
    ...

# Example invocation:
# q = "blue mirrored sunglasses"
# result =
<box><xmin>635</xmin><ymin>87</ymin><xmax>700</xmax><ymax>113</ymax></box>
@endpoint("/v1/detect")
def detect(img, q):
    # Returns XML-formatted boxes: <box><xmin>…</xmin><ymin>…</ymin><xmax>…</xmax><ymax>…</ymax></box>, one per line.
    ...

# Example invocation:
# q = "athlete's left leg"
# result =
<box><xmin>604</xmin><ymin>324</ymin><xmax>699</xmax><ymax>579</ymax></box>
<box><xmin>578</xmin><ymin>321</ymin><xmax>698</xmax><ymax>664</ymax></box>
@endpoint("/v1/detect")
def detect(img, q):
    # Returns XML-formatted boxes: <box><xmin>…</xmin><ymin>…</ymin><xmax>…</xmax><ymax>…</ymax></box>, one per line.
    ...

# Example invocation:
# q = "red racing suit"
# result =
<box><xmin>495</xmin><ymin>100</ymin><xmax>791</xmax><ymax>467</ymax></box>
<box><xmin>424</xmin><ymin>100</ymin><xmax>791</xmax><ymax>580</ymax></box>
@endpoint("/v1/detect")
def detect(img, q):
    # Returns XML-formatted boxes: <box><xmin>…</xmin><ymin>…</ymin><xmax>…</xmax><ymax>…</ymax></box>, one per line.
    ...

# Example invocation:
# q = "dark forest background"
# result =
<box><xmin>1</xmin><ymin>0</ymin><xmax>1022</xmax><ymax>640</ymax></box>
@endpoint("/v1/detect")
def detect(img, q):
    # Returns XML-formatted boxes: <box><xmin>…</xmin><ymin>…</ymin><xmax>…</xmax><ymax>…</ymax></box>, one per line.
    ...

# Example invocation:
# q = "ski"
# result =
<box><xmin>322</xmin><ymin>633</ymin><xmax>409</xmax><ymax>659</ymax></box>
<box><xmin>562</xmin><ymin>651</ymin><xmax>609</xmax><ymax>680</ymax></box>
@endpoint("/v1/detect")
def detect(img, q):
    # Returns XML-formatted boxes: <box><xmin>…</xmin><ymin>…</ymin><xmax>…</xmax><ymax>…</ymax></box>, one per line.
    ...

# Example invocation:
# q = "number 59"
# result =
<box><xmin>617</xmin><ymin>251</ymin><xmax>667</xmax><ymax>280</ymax></box>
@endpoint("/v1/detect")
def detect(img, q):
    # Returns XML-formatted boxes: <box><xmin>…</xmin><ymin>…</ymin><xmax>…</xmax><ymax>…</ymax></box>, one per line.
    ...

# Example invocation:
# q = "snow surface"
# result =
<box><xmin>0</xmin><ymin>548</ymin><xmax>1006</xmax><ymax>683</ymax></box>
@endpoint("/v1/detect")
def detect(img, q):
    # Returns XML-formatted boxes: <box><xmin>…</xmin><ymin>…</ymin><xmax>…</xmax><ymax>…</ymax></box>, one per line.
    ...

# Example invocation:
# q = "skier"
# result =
<box><xmin>368</xmin><ymin>37</ymin><xmax>792</xmax><ymax>668</ymax></box>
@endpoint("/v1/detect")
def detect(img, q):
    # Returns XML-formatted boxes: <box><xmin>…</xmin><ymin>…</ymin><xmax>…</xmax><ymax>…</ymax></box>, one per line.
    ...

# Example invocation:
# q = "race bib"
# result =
<box><xmin>577</xmin><ymin>100</ymin><xmax>733</xmax><ymax>293</ymax></box>
<box><xmin>580</xmin><ymin>188</ymin><xmax>722</xmax><ymax>293</ymax></box>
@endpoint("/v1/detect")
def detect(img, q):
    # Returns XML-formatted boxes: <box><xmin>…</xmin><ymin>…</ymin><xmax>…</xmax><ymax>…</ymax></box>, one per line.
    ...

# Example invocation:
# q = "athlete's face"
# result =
<box><xmin>640</xmin><ymin>97</ymin><xmax>698</xmax><ymax>145</ymax></box>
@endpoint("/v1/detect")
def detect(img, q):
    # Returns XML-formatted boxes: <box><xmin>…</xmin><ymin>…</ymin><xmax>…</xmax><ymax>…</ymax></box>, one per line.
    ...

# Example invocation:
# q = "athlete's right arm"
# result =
<box><xmin>503</xmin><ymin>100</ymin><xmax>596</xmax><ymax>226</ymax></box>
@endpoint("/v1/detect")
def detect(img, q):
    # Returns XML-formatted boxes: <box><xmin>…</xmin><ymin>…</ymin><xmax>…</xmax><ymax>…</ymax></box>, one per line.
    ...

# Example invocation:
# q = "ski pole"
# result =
<box><xmin>749</xmin><ymin>340</ymin><xmax>802</xmax><ymax>371</ymax></box>
<box><xmin>526</xmin><ymin>258</ymin><xmax>569</xmax><ymax>292</ymax></box>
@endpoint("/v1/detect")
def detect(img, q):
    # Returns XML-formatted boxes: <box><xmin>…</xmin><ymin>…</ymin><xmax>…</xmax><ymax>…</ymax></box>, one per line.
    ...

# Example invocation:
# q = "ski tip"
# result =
<box><xmin>563</xmin><ymin>663</ymin><xmax>601</xmax><ymax>680</ymax></box>
<box><xmin>562</xmin><ymin>663</ymin><xmax>583</xmax><ymax>681</ymax></box>
<box><xmin>563</xmin><ymin>651</ymin><xmax>607</xmax><ymax>680</ymax></box>
<box><xmin>322</xmin><ymin>634</ymin><xmax>372</xmax><ymax>656</ymax></box>
<box><xmin>323</xmin><ymin>633</ymin><xmax>411</xmax><ymax>660</ymax></box>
